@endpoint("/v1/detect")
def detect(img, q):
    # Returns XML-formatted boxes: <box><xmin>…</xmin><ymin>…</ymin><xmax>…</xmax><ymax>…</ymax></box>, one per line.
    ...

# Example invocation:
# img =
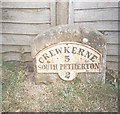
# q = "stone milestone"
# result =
<box><xmin>31</xmin><ymin>25</ymin><xmax>106</xmax><ymax>84</ymax></box>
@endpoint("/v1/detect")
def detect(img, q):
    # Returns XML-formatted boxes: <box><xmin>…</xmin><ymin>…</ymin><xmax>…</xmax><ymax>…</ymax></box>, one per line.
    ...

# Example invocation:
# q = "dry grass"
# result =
<box><xmin>2</xmin><ymin>61</ymin><xmax>118</xmax><ymax>112</ymax></box>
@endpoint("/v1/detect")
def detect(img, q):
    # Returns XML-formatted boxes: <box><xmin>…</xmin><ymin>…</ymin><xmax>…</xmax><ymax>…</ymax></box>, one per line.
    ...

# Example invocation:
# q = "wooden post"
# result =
<box><xmin>56</xmin><ymin>0</ymin><xmax>69</xmax><ymax>25</ymax></box>
<box><xmin>68</xmin><ymin>0</ymin><xmax>74</xmax><ymax>24</ymax></box>
<box><xmin>50</xmin><ymin>0</ymin><xmax>57</xmax><ymax>26</ymax></box>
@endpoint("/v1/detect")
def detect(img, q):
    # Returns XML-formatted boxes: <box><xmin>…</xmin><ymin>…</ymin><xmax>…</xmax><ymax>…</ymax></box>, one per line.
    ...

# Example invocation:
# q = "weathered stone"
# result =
<box><xmin>31</xmin><ymin>24</ymin><xmax>106</xmax><ymax>84</ymax></box>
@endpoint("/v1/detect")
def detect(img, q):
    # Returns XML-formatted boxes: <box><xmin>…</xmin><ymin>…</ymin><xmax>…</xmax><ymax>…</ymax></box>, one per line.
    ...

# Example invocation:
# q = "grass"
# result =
<box><xmin>2</xmin><ymin>61</ymin><xmax>118</xmax><ymax>112</ymax></box>
<box><xmin>2</xmin><ymin>61</ymin><xmax>25</xmax><ymax>112</ymax></box>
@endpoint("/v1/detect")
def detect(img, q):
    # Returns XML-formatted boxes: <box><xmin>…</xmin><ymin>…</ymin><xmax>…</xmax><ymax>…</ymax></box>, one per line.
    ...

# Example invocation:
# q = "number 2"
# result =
<box><xmin>65</xmin><ymin>72</ymin><xmax>70</xmax><ymax>79</ymax></box>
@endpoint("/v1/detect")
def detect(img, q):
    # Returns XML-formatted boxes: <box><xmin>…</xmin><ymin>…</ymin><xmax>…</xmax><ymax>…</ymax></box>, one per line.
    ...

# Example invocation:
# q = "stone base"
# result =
<box><xmin>34</xmin><ymin>73</ymin><xmax>104</xmax><ymax>85</ymax></box>
<box><xmin>78</xmin><ymin>73</ymin><xmax>104</xmax><ymax>84</ymax></box>
<box><xmin>35</xmin><ymin>73</ymin><xmax>59</xmax><ymax>85</ymax></box>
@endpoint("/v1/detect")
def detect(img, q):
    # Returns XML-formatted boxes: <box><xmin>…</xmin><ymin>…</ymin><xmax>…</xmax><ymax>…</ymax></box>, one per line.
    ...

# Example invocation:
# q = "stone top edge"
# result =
<box><xmin>30</xmin><ymin>24</ymin><xmax>106</xmax><ymax>58</ymax></box>
<box><xmin>32</xmin><ymin>24</ymin><xmax>105</xmax><ymax>42</ymax></box>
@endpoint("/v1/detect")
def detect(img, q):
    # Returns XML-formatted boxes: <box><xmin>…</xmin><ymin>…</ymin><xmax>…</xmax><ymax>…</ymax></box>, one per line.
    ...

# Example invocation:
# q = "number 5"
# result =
<box><xmin>65</xmin><ymin>55</ymin><xmax>70</xmax><ymax>62</ymax></box>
